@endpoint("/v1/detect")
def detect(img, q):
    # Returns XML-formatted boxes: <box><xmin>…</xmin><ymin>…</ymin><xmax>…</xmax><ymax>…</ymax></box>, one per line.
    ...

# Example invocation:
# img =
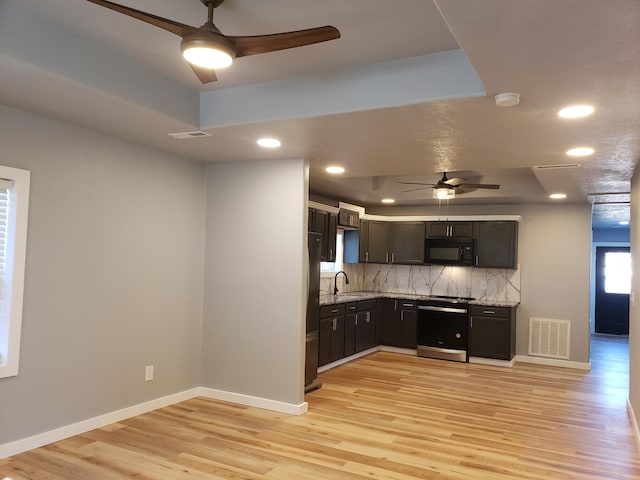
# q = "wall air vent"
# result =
<box><xmin>528</xmin><ymin>317</ymin><xmax>570</xmax><ymax>360</ymax></box>
<box><xmin>533</xmin><ymin>163</ymin><xmax>582</xmax><ymax>170</ymax></box>
<box><xmin>168</xmin><ymin>131</ymin><xmax>212</xmax><ymax>139</ymax></box>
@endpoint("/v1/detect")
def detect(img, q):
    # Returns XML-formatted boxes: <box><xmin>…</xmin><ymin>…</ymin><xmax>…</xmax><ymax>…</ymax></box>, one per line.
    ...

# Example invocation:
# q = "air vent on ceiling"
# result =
<box><xmin>168</xmin><ymin>131</ymin><xmax>212</xmax><ymax>139</ymax></box>
<box><xmin>533</xmin><ymin>163</ymin><xmax>582</xmax><ymax>170</ymax></box>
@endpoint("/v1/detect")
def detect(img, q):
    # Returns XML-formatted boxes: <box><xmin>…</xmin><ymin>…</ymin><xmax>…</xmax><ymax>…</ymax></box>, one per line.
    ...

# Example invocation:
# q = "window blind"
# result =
<box><xmin>0</xmin><ymin>186</ymin><xmax>9</xmax><ymax>364</ymax></box>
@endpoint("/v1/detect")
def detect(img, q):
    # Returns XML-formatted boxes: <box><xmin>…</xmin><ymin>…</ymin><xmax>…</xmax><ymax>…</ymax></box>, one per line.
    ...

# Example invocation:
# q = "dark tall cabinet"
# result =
<box><xmin>305</xmin><ymin>233</ymin><xmax>322</xmax><ymax>391</ymax></box>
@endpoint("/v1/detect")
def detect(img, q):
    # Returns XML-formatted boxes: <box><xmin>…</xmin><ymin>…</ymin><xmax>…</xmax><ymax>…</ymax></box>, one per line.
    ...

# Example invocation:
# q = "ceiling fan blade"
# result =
<box><xmin>189</xmin><ymin>64</ymin><xmax>218</xmax><ymax>84</ymax></box>
<box><xmin>85</xmin><ymin>0</ymin><xmax>193</xmax><ymax>37</ymax></box>
<box><xmin>444</xmin><ymin>177</ymin><xmax>465</xmax><ymax>186</ymax></box>
<box><xmin>400</xmin><ymin>186</ymin><xmax>431</xmax><ymax>193</ymax></box>
<box><xmin>396</xmin><ymin>182</ymin><xmax>436</xmax><ymax>186</ymax></box>
<box><xmin>459</xmin><ymin>183</ymin><xmax>501</xmax><ymax>189</ymax></box>
<box><xmin>230</xmin><ymin>26</ymin><xmax>340</xmax><ymax>57</ymax></box>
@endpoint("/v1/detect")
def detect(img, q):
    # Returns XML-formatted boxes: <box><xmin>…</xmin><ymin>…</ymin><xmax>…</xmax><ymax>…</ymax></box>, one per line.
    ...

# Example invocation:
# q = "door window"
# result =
<box><xmin>604</xmin><ymin>251</ymin><xmax>631</xmax><ymax>295</ymax></box>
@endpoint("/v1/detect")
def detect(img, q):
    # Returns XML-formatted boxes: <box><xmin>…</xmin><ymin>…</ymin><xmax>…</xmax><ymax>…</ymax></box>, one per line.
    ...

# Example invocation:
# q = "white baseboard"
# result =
<box><xmin>199</xmin><ymin>387</ymin><xmax>307</xmax><ymax>416</ymax></box>
<box><xmin>514</xmin><ymin>354</ymin><xmax>591</xmax><ymax>371</ymax></box>
<box><xmin>469</xmin><ymin>356</ymin><xmax>515</xmax><ymax>367</ymax></box>
<box><xmin>627</xmin><ymin>399</ymin><xmax>640</xmax><ymax>455</ymax></box>
<box><xmin>0</xmin><ymin>387</ymin><xmax>200</xmax><ymax>460</ymax></box>
<box><xmin>318</xmin><ymin>346</ymin><xmax>378</xmax><ymax>373</ymax></box>
<box><xmin>0</xmin><ymin>385</ymin><xmax>308</xmax><ymax>460</ymax></box>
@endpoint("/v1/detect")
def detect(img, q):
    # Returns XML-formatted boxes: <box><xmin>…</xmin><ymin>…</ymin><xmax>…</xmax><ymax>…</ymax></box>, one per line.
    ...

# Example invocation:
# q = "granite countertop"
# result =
<box><xmin>320</xmin><ymin>291</ymin><xmax>519</xmax><ymax>308</ymax></box>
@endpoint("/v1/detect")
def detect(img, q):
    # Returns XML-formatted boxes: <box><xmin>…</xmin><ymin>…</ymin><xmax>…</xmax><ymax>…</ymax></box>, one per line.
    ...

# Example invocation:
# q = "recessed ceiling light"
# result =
<box><xmin>325</xmin><ymin>166</ymin><xmax>345</xmax><ymax>174</ymax></box>
<box><xmin>257</xmin><ymin>137</ymin><xmax>281</xmax><ymax>148</ymax></box>
<box><xmin>619</xmin><ymin>220</ymin><xmax>629</xmax><ymax>226</ymax></box>
<box><xmin>549</xmin><ymin>193</ymin><xmax>567</xmax><ymax>200</ymax></box>
<box><xmin>381</xmin><ymin>198</ymin><xmax>395</xmax><ymax>204</ymax></box>
<box><xmin>566</xmin><ymin>147</ymin><xmax>594</xmax><ymax>157</ymax></box>
<box><xmin>558</xmin><ymin>105</ymin><xmax>594</xmax><ymax>118</ymax></box>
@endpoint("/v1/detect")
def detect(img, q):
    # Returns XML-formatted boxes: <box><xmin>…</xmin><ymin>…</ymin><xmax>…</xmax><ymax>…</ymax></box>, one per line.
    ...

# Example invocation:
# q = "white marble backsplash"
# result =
<box><xmin>325</xmin><ymin>263</ymin><xmax>521</xmax><ymax>303</ymax></box>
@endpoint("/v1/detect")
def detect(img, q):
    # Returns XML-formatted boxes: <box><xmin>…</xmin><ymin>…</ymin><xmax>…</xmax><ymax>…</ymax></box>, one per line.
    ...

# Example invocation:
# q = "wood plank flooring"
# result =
<box><xmin>2</xmin><ymin>337</ymin><xmax>639</xmax><ymax>479</ymax></box>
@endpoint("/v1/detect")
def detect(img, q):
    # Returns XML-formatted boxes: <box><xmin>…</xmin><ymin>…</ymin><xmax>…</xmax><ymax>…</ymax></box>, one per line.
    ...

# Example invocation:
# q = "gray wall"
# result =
<box><xmin>201</xmin><ymin>159</ymin><xmax>307</xmax><ymax>405</ymax></box>
<box><xmin>366</xmin><ymin>203</ymin><xmax>592</xmax><ymax>363</ymax></box>
<box><xmin>0</xmin><ymin>105</ymin><xmax>206</xmax><ymax>443</ymax></box>
<box><xmin>629</xmin><ymin>169</ymin><xmax>640</xmax><ymax>430</ymax></box>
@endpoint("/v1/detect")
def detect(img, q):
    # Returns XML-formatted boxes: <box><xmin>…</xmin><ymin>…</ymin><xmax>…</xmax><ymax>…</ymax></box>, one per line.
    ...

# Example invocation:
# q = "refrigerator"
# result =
<box><xmin>305</xmin><ymin>232</ymin><xmax>322</xmax><ymax>392</ymax></box>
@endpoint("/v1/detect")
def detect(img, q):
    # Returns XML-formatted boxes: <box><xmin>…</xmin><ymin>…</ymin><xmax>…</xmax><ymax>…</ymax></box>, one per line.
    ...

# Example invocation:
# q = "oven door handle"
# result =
<box><xmin>418</xmin><ymin>305</ymin><xmax>467</xmax><ymax>314</ymax></box>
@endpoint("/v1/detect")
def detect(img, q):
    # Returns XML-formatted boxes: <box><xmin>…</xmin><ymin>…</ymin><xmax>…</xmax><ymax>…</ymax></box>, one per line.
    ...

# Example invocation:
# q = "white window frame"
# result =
<box><xmin>0</xmin><ymin>165</ymin><xmax>30</xmax><ymax>379</ymax></box>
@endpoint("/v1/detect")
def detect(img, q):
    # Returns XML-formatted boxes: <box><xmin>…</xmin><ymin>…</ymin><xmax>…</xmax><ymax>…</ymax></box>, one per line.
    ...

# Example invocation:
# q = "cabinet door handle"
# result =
<box><xmin>332</xmin><ymin>318</ymin><xmax>337</xmax><ymax>331</ymax></box>
<box><xmin>365</xmin><ymin>252</ymin><xmax>369</xmax><ymax>262</ymax></box>
<box><xmin>385</xmin><ymin>252</ymin><xmax>389</xmax><ymax>263</ymax></box>
<box><xmin>475</xmin><ymin>255</ymin><xmax>479</xmax><ymax>266</ymax></box>
<box><xmin>470</xmin><ymin>318</ymin><xmax>473</xmax><ymax>328</ymax></box>
<box><xmin>391</xmin><ymin>252</ymin><xmax>395</xmax><ymax>263</ymax></box>
<box><xmin>483</xmin><ymin>310</ymin><xmax>496</xmax><ymax>315</ymax></box>
<box><xmin>365</xmin><ymin>312</ymin><xmax>371</xmax><ymax>323</ymax></box>
<box><xmin>329</xmin><ymin>249</ymin><xmax>333</xmax><ymax>260</ymax></box>
<box><xmin>401</xmin><ymin>310</ymin><xmax>404</xmax><ymax>321</ymax></box>
<box><xmin>331</xmin><ymin>309</ymin><xmax>339</xmax><ymax>313</ymax></box>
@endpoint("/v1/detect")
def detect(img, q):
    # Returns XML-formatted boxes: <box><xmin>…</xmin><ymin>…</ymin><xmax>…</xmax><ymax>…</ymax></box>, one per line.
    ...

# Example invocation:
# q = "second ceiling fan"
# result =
<box><xmin>398</xmin><ymin>172</ymin><xmax>500</xmax><ymax>199</ymax></box>
<box><xmin>86</xmin><ymin>0</ymin><xmax>341</xmax><ymax>84</ymax></box>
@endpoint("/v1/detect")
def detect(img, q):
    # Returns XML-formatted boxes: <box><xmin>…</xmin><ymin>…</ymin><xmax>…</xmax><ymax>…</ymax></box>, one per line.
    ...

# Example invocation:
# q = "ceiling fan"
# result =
<box><xmin>85</xmin><ymin>0</ymin><xmax>341</xmax><ymax>84</ymax></box>
<box><xmin>398</xmin><ymin>172</ymin><xmax>500</xmax><ymax>199</ymax></box>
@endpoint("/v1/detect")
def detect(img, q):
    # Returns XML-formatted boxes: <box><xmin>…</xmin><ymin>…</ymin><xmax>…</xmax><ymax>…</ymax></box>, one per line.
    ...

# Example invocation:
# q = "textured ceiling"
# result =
<box><xmin>1</xmin><ymin>0</ymin><xmax>639</xmax><ymax>229</ymax></box>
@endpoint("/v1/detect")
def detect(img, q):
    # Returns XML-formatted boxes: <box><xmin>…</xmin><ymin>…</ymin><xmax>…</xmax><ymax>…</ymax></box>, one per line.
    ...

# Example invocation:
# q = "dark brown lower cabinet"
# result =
<box><xmin>343</xmin><ymin>300</ymin><xmax>378</xmax><ymax>356</ymax></box>
<box><xmin>468</xmin><ymin>305</ymin><xmax>516</xmax><ymax>360</ymax></box>
<box><xmin>379</xmin><ymin>299</ymin><xmax>417</xmax><ymax>348</ymax></box>
<box><xmin>344</xmin><ymin>303</ymin><xmax>358</xmax><ymax>357</ymax></box>
<box><xmin>318</xmin><ymin>304</ymin><xmax>345</xmax><ymax>366</ymax></box>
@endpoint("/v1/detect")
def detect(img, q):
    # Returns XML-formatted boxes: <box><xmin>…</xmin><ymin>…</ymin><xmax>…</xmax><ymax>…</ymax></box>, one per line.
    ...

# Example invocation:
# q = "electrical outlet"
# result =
<box><xmin>144</xmin><ymin>365</ymin><xmax>154</xmax><ymax>382</ymax></box>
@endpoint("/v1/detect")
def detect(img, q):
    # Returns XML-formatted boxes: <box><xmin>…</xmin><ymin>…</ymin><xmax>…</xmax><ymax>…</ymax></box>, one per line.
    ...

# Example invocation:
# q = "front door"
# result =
<box><xmin>595</xmin><ymin>247</ymin><xmax>630</xmax><ymax>335</ymax></box>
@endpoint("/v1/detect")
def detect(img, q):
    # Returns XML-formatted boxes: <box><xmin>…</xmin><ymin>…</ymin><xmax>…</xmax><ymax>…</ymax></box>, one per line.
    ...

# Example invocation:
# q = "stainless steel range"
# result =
<box><xmin>416</xmin><ymin>296</ymin><xmax>473</xmax><ymax>362</ymax></box>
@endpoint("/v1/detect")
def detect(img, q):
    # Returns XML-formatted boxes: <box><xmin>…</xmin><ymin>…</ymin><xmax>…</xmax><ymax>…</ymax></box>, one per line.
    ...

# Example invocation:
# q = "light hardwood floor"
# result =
<box><xmin>2</xmin><ymin>337</ymin><xmax>639</xmax><ymax>479</ymax></box>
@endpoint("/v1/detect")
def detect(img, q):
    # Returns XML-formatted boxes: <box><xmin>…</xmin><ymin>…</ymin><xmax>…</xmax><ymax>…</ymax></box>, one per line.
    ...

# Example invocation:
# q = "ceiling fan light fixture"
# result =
<box><xmin>181</xmin><ymin>36</ymin><xmax>235</xmax><ymax>69</ymax></box>
<box><xmin>433</xmin><ymin>187</ymin><xmax>455</xmax><ymax>200</ymax></box>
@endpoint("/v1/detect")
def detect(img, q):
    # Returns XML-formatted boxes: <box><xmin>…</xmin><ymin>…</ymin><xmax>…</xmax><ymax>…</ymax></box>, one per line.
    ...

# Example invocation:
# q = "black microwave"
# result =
<box><xmin>424</xmin><ymin>237</ymin><xmax>475</xmax><ymax>266</ymax></box>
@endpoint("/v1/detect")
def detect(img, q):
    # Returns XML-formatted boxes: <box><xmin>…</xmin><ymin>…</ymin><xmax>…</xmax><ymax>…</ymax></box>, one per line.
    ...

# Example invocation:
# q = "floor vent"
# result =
<box><xmin>528</xmin><ymin>317</ymin><xmax>571</xmax><ymax>359</ymax></box>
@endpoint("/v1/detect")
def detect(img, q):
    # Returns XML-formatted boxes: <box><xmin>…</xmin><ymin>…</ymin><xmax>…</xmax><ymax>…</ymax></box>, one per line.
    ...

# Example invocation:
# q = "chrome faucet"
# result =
<box><xmin>334</xmin><ymin>270</ymin><xmax>350</xmax><ymax>296</ymax></box>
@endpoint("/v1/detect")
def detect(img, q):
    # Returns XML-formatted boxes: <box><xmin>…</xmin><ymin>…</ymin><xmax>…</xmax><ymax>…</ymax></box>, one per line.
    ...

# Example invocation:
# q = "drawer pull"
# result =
<box><xmin>483</xmin><ymin>310</ymin><xmax>496</xmax><ymax>314</ymax></box>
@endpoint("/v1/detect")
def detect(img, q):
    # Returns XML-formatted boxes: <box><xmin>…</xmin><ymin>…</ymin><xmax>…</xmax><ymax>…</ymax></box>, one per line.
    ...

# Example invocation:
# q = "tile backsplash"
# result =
<box><xmin>321</xmin><ymin>263</ymin><xmax>521</xmax><ymax>303</ymax></box>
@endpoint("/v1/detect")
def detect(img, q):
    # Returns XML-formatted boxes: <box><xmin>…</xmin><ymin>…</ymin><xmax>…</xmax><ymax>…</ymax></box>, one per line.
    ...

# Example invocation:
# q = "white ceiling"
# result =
<box><xmin>1</xmin><ymin>0</ymin><xmax>639</xmax><ymax>228</ymax></box>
